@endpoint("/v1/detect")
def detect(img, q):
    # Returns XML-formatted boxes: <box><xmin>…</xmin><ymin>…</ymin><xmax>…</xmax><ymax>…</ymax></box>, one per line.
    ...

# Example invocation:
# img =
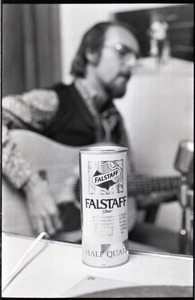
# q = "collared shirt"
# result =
<box><xmin>74</xmin><ymin>77</ymin><xmax>121</xmax><ymax>142</ymax></box>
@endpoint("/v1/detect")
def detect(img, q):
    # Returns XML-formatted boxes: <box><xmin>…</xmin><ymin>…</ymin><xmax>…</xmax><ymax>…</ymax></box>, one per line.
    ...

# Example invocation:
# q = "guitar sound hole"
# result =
<box><xmin>58</xmin><ymin>203</ymin><xmax>81</xmax><ymax>232</ymax></box>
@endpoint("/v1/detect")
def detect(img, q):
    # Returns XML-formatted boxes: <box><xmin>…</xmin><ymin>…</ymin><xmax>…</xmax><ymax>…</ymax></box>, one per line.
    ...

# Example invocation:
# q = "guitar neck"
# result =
<box><xmin>128</xmin><ymin>176</ymin><xmax>180</xmax><ymax>196</ymax></box>
<box><xmin>128</xmin><ymin>176</ymin><xmax>181</xmax><ymax>209</ymax></box>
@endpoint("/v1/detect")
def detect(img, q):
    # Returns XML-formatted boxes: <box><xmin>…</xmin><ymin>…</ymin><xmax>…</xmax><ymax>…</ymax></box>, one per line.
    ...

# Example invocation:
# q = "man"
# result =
<box><xmin>2</xmin><ymin>21</ymin><xmax>176</xmax><ymax>243</ymax></box>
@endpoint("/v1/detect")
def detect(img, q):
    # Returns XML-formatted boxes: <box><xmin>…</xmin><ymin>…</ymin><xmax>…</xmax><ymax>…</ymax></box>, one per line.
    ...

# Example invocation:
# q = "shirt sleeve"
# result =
<box><xmin>2</xmin><ymin>89</ymin><xmax>60</xmax><ymax>189</ymax></box>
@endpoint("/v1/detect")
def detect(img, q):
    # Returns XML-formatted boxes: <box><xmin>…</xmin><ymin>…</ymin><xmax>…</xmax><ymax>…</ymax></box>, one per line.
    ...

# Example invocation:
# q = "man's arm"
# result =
<box><xmin>2</xmin><ymin>88</ymin><xmax>59</xmax><ymax>188</ymax></box>
<box><xmin>2</xmin><ymin>89</ymin><xmax>63</xmax><ymax>236</ymax></box>
<box><xmin>23</xmin><ymin>172</ymin><xmax>62</xmax><ymax>236</ymax></box>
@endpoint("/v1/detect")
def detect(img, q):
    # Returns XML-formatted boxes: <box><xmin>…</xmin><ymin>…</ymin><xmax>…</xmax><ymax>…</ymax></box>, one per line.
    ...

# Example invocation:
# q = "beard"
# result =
<box><xmin>106</xmin><ymin>75</ymin><xmax>131</xmax><ymax>98</ymax></box>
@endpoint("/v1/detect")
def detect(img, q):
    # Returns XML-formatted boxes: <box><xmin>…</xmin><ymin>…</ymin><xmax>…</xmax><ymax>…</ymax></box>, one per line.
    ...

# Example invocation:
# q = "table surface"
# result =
<box><xmin>2</xmin><ymin>232</ymin><xmax>193</xmax><ymax>298</ymax></box>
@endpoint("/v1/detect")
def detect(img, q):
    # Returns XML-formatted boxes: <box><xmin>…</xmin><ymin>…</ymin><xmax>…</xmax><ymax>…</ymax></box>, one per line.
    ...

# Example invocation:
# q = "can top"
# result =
<box><xmin>79</xmin><ymin>145</ymin><xmax>127</xmax><ymax>154</ymax></box>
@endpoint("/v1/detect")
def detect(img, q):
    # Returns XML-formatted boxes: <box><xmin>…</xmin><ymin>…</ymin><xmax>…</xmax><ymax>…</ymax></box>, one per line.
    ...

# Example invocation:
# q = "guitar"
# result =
<box><xmin>2</xmin><ymin>129</ymin><xmax>181</xmax><ymax>240</ymax></box>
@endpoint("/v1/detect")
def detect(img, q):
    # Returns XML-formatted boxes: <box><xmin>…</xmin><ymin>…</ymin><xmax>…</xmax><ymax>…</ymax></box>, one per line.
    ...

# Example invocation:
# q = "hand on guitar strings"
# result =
<box><xmin>23</xmin><ymin>172</ymin><xmax>63</xmax><ymax>236</ymax></box>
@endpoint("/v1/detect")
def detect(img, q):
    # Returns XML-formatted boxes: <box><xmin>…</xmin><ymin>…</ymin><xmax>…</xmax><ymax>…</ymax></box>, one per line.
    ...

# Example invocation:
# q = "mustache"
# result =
<box><xmin>119</xmin><ymin>70</ymin><xmax>132</xmax><ymax>80</ymax></box>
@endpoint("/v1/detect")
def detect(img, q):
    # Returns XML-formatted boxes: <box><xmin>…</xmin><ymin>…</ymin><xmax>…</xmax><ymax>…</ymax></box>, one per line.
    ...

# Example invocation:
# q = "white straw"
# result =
<box><xmin>2</xmin><ymin>232</ymin><xmax>49</xmax><ymax>291</ymax></box>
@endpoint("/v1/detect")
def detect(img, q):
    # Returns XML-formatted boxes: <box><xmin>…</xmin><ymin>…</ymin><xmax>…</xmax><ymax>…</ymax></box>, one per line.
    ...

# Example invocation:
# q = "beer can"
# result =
<box><xmin>79</xmin><ymin>146</ymin><xmax>129</xmax><ymax>267</ymax></box>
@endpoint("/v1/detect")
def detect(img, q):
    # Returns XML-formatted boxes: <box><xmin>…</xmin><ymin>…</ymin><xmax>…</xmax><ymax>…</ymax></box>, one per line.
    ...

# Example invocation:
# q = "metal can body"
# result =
<box><xmin>79</xmin><ymin>146</ymin><xmax>129</xmax><ymax>267</ymax></box>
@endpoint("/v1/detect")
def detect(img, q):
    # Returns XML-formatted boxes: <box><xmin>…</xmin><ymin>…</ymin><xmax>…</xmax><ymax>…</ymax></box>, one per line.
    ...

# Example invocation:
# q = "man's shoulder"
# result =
<box><xmin>49</xmin><ymin>81</ymin><xmax>82</xmax><ymax>110</ymax></box>
<box><xmin>51</xmin><ymin>82</ymin><xmax>74</xmax><ymax>93</ymax></box>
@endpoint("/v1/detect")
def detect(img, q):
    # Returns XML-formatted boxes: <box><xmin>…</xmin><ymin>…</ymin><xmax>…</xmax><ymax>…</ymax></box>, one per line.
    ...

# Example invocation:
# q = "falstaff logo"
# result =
<box><xmin>85</xmin><ymin>196</ymin><xmax>127</xmax><ymax>209</ymax></box>
<box><xmin>89</xmin><ymin>160</ymin><xmax>123</xmax><ymax>194</ymax></box>
<box><xmin>93</xmin><ymin>168</ymin><xmax>120</xmax><ymax>189</ymax></box>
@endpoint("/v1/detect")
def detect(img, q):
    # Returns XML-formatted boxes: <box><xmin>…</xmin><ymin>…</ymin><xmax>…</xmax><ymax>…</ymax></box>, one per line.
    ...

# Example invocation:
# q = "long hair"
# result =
<box><xmin>71</xmin><ymin>21</ymin><xmax>138</xmax><ymax>77</ymax></box>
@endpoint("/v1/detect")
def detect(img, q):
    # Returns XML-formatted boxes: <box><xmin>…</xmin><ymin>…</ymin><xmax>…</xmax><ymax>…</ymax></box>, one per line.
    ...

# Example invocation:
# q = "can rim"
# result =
<box><xmin>79</xmin><ymin>146</ymin><xmax>127</xmax><ymax>153</ymax></box>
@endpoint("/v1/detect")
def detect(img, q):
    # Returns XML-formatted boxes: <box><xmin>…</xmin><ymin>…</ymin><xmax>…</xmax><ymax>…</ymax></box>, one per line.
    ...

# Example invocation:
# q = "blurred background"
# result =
<box><xmin>2</xmin><ymin>3</ymin><xmax>193</xmax><ymax>238</ymax></box>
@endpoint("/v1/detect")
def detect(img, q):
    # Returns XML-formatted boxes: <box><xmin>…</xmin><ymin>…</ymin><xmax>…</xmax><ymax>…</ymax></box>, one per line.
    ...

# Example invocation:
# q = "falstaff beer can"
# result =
<box><xmin>79</xmin><ymin>146</ymin><xmax>129</xmax><ymax>267</ymax></box>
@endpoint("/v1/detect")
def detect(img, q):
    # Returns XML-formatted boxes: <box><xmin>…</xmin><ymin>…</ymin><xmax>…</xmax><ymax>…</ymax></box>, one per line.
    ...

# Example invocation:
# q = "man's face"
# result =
<box><xmin>95</xmin><ymin>26</ymin><xmax>139</xmax><ymax>98</ymax></box>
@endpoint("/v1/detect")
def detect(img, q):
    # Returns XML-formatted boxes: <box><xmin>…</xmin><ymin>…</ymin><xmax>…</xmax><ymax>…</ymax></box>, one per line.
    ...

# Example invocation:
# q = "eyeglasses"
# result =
<box><xmin>103</xmin><ymin>43</ymin><xmax>138</xmax><ymax>63</ymax></box>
